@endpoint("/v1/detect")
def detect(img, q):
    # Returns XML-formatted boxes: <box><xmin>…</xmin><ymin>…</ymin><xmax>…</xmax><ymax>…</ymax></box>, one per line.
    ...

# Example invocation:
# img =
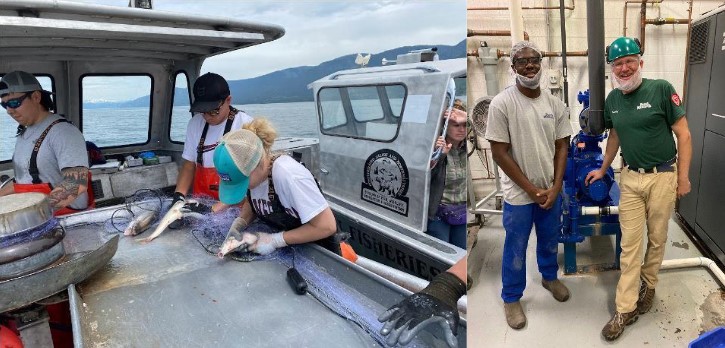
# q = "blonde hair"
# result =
<box><xmin>242</xmin><ymin>118</ymin><xmax>277</xmax><ymax>152</ymax></box>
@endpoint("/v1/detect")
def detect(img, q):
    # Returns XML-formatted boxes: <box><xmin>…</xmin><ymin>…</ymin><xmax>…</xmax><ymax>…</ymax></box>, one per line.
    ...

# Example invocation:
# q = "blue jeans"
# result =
<box><xmin>501</xmin><ymin>196</ymin><xmax>562</xmax><ymax>303</ymax></box>
<box><xmin>426</xmin><ymin>217</ymin><xmax>466</xmax><ymax>249</ymax></box>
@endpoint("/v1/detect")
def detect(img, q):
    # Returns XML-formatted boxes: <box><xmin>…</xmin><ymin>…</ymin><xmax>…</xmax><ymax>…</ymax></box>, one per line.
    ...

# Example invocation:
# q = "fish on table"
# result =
<box><xmin>139</xmin><ymin>199</ymin><xmax>205</xmax><ymax>243</ymax></box>
<box><xmin>218</xmin><ymin>229</ymin><xmax>258</xmax><ymax>258</ymax></box>
<box><xmin>123</xmin><ymin>210</ymin><xmax>159</xmax><ymax>236</ymax></box>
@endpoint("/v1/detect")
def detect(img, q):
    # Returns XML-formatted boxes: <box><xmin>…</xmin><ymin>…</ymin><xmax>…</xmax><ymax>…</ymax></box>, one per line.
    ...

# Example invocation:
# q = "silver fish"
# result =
<box><xmin>140</xmin><ymin>199</ymin><xmax>186</xmax><ymax>243</ymax></box>
<box><xmin>123</xmin><ymin>210</ymin><xmax>158</xmax><ymax>236</ymax></box>
<box><xmin>218</xmin><ymin>231</ymin><xmax>258</xmax><ymax>258</ymax></box>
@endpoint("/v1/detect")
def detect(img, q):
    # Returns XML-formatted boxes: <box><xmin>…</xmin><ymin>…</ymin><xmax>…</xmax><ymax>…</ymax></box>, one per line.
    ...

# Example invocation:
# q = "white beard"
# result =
<box><xmin>613</xmin><ymin>68</ymin><xmax>643</xmax><ymax>93</ymax></box>
<box><xmin>516</xmin><ymin>69</ymin><xmax>542</xmax><ymax>89</ymax></box>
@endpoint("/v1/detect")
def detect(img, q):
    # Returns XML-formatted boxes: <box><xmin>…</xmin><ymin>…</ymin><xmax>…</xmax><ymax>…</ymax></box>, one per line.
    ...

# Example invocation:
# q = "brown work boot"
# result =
<box><xmin>542</xmin><ymin>279</ymin><xmax>570</xmax><ymax>302</ymax></box>
<box><xmin>637</xmin><ymin>278</ymin><xmax>656</xmax><ymax>314</ymax></box>
<box><xmin>504</xmin><ymin>301</ymin><xmax>526</xmax><ymax>329</ymax></box>
<box><xmin>601</xmin><ymin>311</ymin><xmax>639</xmax><ymax>341</ymax></box>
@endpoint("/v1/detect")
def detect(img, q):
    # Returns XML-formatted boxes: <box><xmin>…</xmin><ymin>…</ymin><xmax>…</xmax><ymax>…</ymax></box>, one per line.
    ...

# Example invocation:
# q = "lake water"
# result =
<box><xmin>0</xmin><ymin>101</ymin><xmax>318</xmax><ymax>160</ymax></box>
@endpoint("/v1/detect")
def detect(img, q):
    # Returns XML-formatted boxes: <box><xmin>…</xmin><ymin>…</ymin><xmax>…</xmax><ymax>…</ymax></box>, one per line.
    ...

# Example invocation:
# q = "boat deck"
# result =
<box><xmin>467</xmin><ymin>146</ymin><xmax>725</xmax><ymax>348</ymax></box>
<box><xmin>53</xmin><ymin>201</ymin><xmax>465</xmax><ymax>347</ymax></box>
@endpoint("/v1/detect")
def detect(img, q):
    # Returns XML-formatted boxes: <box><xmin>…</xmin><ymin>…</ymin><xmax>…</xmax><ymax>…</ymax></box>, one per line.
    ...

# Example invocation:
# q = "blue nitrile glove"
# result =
<box><xmin>378</xmin><ymin>271</ymin><xmax>465</xmax><ymax>348</ymax></box>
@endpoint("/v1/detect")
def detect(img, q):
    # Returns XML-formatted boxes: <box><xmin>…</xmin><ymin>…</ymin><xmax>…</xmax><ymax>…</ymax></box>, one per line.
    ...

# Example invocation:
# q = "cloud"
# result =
<box><xmin>66</xmin><ymin>0</ymin><xmax>465</xmax><ymax>100</ymax></box>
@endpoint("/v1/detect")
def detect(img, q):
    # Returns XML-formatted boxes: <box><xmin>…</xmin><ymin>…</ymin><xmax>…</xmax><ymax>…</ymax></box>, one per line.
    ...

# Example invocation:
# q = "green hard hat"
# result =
<box><xmin>606</xmin><ymin>37</ymin><xmax>642</xmax><ymax>63</ymax></box>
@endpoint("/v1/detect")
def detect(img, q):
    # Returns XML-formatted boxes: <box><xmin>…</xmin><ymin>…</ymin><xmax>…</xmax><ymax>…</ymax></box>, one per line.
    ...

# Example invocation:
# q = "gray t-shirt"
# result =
<box><xmin>13</xmin><ymin>114</ymin><xmax>89</xmax><ymax>209</ymax></box>
<box><xmin>484</xmin><ymin>86</ymin><xmax>572</xmax><ymax>205</ymax></box>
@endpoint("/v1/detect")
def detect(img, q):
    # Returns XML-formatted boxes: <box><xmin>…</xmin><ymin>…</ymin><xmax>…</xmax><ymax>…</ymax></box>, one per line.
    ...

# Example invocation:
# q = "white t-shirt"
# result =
<box><xmin>181</xmin><ymin>110</ymin><xmax>253</xmax><ymax>167</ymax></box>
<box><xmin>249</xmin><ymin>155</ymin><xmax>328</xmax><ymax>224</ymax></box>
<box><xmin>485</xmin><ymin>86</ymin><xmax>572</xmax><ymax>205</ymax></box>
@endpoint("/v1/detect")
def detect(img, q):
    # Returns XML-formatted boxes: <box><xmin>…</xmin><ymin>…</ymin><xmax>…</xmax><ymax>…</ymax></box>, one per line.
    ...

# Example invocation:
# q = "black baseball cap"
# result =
<box><xmin>190</xmin><ymin>72</ymin><xmax>230</xmax><ymax>113</ymax></box>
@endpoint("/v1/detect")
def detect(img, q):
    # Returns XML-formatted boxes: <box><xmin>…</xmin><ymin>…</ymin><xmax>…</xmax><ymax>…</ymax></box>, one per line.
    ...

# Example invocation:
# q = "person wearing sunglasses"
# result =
<box><xmin>427</xmin><ymin>101</ymin><xmax>468</xmax><ymax>249</ymax></box>
<box><xmin>171</xmin><ymin>72</ymin><xmax>254</xmax><ymax>218</ymax></box>
<box><xmin>585</xmin><ymin>37</ymin><xmax>692</xmax><ymax>342</ymax></box>
<box><xmin>484</xmin><ymin>41</ymin><xmax>573</xmax><ymax>330</ymax></box>
<box><xmin>0</xmin><ymin>71</ymin><xmax>94</xmax><ymax>216</ymax></box>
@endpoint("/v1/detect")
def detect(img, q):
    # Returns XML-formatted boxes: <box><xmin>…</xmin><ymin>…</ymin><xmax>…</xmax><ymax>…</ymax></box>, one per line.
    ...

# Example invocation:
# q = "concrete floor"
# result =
<box><xmin>466</xmin><ymin>144</ymin><xmax>725</xmax><ymax>348</ymax></box>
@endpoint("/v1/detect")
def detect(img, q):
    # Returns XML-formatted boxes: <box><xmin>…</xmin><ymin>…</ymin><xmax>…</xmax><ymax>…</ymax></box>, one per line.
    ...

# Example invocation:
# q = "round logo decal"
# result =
<box><xmin>361</xmin><ymin>149</ymin><xmax>410</xmax><ymax>216</ymax></box>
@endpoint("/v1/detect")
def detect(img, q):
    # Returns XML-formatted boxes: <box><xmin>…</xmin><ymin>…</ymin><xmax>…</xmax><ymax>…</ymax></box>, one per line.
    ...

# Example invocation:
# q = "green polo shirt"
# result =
<box><xmin>604</xmin><ymin>78</ymin><xmax>685</xmax><ymax>169</ymax></box>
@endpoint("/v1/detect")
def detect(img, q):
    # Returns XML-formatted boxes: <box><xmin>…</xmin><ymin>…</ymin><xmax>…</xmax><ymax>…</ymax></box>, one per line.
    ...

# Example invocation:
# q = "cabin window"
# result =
<box><xmin>318</xmin><ymin>84</ymin><xmax>406</xmax><ymax>142</ymax></box>
<box><xmin>170</xmin><ymin>72</ymin><xmax>191</xmax><ymax>143</ymax></box>
<box><xmin>81</xmin><ymin>75</ymin><xmax>152</xmax><ymax>147</ymax></box>
<box><xmin>0</xmin><ymin>75</ymin><xmax>54</xmax><ymax>163</ymax></box>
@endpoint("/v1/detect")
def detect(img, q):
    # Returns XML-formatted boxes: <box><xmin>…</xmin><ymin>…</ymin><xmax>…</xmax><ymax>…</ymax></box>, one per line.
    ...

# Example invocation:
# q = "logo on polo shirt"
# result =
<box><xmin>543</xmin><ymin>113</ymin><xmax>554</xmax><ymax>119</ymax></box>
<box><xmin>636</xmin><ymin>102</ymin><xmax>652</xmax><ymax>110</ymax></box>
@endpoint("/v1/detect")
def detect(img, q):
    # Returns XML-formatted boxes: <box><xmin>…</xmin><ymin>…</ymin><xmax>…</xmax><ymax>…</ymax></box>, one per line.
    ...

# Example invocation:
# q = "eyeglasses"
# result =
<box><xmin>204</xmin><ymin>101</ymin><xmax>225</xmax><ymax>116</ymax></box>
<box><xmin>1</xmin><ymin>92</ymin><xmax>32</xmax><ymax>110</ymax></box>
<box><xmin>512</xmin><ymin>56</ymin><xmax>542</xmax><ymax>67</ymax></box>
<box><xmin>611</xmin><ymin>57</ymin><xmax>640</xmax><ymax>70</ymax></box>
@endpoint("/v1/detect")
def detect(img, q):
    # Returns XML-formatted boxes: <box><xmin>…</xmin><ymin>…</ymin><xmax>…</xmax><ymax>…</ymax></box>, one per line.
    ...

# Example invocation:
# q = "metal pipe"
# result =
<box><xmin>355</xmin><ymin>256</ymin><xmax>468</xmax><ymax>314</ymax></box>
<box><xmin>559</xmin><ymin>0</ymin><xmax>570</xmax><ymax>106</ymax></box>
<box><xmin>580</xmin><ymin>205</ymin><xmax>619</xmax><ymax>216</ymax></box>
<box><xmin>623</xmin><ymin>0</ymin><xmax>663</xmax><ymax>36</ymax></box>
<box><xmin>683</xmin><ymin>0</ymin><xmax>693</xmax><ymax>101</ymax></box>
<box><xmin>586</xmin><ymin>0</ymin><xmax>605</xmax><ymax>135</ymax></box>
<box><xmin>479</xmin><ymin>44</ymin><xmax>501</xmax><ymax>96</ymax></box>
<box><xmin>467</xmin><ymin>49</ymin><xmax>588</xmax><ymax>59</ymax></box>
<box><xmin>467</xmin><ymin>29</ymin><xmax>530</xmax><ymax>41</ymax></box>
<box><xmin>468</xmin><ymin>0</ymin><xmax>575</xmax><ymax>11</ymax></box>
<box><xmin>640</xmin><ymin>0</ymin><xmax>647</xmax><ymax>52</ymax></box>
<box><xmin>645</xmin><ymin>18</ymin><xmax>690</xmax><ymax>25</ymax></box>
<box><xmin>661</xmin><ymin>257</ymin><xmax>725</xmax><ymax>288</ymax></box>
<box><xmin>509</xmin><ymin>0</ymin><xmax>525</xmax><ymax>44</ymax></box>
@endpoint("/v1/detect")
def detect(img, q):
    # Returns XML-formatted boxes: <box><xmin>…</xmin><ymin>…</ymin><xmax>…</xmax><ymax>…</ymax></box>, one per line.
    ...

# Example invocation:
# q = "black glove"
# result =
<box><xmin>378</xmin><ymin>272</ymin><xmax>465</xmax><ymax>348</ymax></box>
<box><xmin>181</xmin><ymin>201</ymin><xmax>212</xmax><ymax>218</ymax></box>
<box><xmin>168</xmin><ymin>192</ymin><xmax>187</xmax><ymax>229</ymax></box>
<box><xmin>172</xmin><ymin>192</ymin><xmax>186</xmax><ymax>206</ymax></box>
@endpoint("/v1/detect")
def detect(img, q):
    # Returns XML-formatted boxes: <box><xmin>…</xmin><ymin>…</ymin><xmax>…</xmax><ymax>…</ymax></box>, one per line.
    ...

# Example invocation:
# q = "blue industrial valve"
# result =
<box><xmin>559</xmin><ymin>90</ymin><xmax>621</xmax><ymax>273</ymax></box>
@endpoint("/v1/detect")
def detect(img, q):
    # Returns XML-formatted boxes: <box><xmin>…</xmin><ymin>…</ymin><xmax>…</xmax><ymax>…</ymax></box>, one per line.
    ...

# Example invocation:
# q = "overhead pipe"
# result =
<box><xmin>585</xmin><ymin>0</ymin><xmax>606</xmax><ymax>136</ymax></box>
<box><xmin>468</xmin><ymin>0</ymin><xmax>575</xmax><ymax>11</ymax></box>
<box><xmin>509</xmin><ymin>0</ymin><xmax>525</xmax><ymax>44</ymax></box>
<box><xmin>660</xmin><ymin>257</ymin><xmax>725</xmax><ymax>289</ymax></box>
<box><xmin>467</xmin><ymin>29</ymin><xmax>530</xmax><ymax>41</ymax></box>
<box><xmin>623</xmin><ymin>0</ymin><xmax>663</xmax><ymax>36</ymax></box>
<box><xmin>559</xmin><ymin>0</ymin><xmax>570</xmax><ymax>106</ymax></box>
<box><xmin>467</xmin><ymin>49</ymin><xmax>588</xmax><ymax>59</ymax></box>
<box><xmin>640</xmin><ymin>0</ymin><xmax>648</xmax><ymax>52</ymax></box>
<box><xmin>646</xmin><ymin>18</ymin><xmax>690</xmax><ymax>25</ymax></box>
<box><xmin>683</xmin><ymin>0</ymin><xmax>693</xmax><ymax>101</ymax></box>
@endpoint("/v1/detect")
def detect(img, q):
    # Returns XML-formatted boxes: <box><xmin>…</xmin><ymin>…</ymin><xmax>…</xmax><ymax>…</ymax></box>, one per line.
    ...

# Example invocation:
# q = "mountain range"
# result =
<box><xmin>86</xmin><ymin>40</ymin><xmax>466</xmax><ymax>108</ymax></box>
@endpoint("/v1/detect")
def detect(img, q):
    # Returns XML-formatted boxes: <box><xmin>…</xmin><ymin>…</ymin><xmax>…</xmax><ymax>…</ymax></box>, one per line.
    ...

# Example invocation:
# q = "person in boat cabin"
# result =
<box><xmin>585</xmin><ymin>36</ymin><xmax>692</xmax><ymax>341</ymax></box>
<box><xmin>427</xmin><ymin>101</ymin><xmax>468</xmax><ymax>249</ymax></box>
<box><xmin>484</xmin><ymin>40</ymin><xmax>573</xmax><ymax>330</ymax></box>
<box><xmin>171</xmin><ymin>72</ymin><xmax>253</xmax><ymax>213</ymax></box>
<box><xmin>0</xmin><ymin>71</ymin><xmax>93</xmax><ymax>216</ymax></box>
<box><xmin>378</xmin><ymin>255</ymin><xmax>467</xmax><ymax>348</ymax></box>
<box><xmin>214</xmin><ymin>119</ymin><xmax>337</xmax><ymax>256</ymax></box>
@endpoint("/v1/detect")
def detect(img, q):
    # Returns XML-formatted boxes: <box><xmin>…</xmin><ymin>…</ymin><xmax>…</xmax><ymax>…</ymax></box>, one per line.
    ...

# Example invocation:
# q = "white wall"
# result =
<box><xmin>467</xmin><ymin>0</ymin><xmax>723</xmax><ymax>169</ymax></box>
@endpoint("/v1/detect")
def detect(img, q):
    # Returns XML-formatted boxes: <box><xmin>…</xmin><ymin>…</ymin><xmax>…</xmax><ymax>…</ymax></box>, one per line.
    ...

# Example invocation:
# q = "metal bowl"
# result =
<box><xmin>0</xmin><ymin>193</ymin><xmax>53</xmax><ymax>237</ymax></box>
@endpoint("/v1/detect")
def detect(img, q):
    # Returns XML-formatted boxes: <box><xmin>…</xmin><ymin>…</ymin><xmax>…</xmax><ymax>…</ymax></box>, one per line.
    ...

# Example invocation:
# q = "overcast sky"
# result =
<box><xmin>71</xmin><ymin>0</ymin><xmax>465</xmax><ymax>97</ymax></box>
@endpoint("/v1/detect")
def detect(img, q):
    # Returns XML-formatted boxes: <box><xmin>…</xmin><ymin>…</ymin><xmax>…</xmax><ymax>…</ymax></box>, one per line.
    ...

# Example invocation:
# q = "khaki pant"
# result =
<box><xmin>615</xmin><ymin>167</ymin><xmax>677</xmax><ymax>313</ymax></box>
